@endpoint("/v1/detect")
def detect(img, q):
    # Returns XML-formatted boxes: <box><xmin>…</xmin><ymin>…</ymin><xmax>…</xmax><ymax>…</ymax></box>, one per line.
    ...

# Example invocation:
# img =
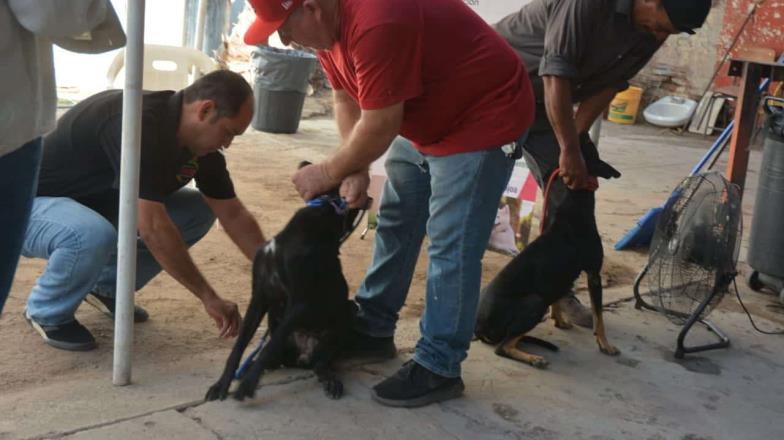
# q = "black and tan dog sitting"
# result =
<box><xmin>475</xmin><ymin>136</ymin><xmax>621</xmax><ymax>368</ymax></box>
<box><xmin>205</xmin><ymin>162</ymin><xmax>363</xmax><ymax>402</ymax></box>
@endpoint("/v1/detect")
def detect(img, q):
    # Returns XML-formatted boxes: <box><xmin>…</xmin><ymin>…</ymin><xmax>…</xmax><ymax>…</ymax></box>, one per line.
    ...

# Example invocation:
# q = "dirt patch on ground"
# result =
<box><xmin>0</xmin><ymin>113</ymin><xmax>641</xmax><ymax>395</ymax></box>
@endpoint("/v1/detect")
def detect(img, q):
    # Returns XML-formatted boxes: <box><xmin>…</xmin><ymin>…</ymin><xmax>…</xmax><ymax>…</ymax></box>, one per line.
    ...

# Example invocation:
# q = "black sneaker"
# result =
<box><xmin>24</xmin><ymin>311</ymin><xmax>97</xmax><ymax>351</ymax></box>
<box><xmin>371</xmin><ymin>360</ymin><xmax>465</xmax><ymax>408</ymax></box>
<box><xmin>84</xmin><ymin>292</ymin><xmax>149</xmax><ymax>323</ymax></box>
<box><xmin>340</xmin><ymin>329</ymin><xmax>397</xmax><ymax>361</ymax></box>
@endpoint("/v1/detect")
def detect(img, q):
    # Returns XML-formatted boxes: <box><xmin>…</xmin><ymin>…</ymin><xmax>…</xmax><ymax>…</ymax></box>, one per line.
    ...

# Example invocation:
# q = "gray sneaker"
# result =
<box><xmin>558</xmin><ymin>294</ymin><xmax>593</xmax><ymax>328</ymax></box>
<box><xmin>84</xmin><ymin>292</ymin><xmax>149</xmax><ymax>323</ymax></box>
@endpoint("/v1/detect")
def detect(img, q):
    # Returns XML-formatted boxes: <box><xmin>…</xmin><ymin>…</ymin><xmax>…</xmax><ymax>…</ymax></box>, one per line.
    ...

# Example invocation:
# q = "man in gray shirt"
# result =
<box><xmin>495</xmin><ymin>0</ymin><xmax>711</xmax><ymax>325</ymax></box>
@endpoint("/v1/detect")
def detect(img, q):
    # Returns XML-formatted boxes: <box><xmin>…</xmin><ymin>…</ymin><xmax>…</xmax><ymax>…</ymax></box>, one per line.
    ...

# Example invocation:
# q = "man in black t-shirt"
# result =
<box><xmin>21</xmin><ymin>70</ymin><xmax>266</xmax><ymax>351</ymax></box>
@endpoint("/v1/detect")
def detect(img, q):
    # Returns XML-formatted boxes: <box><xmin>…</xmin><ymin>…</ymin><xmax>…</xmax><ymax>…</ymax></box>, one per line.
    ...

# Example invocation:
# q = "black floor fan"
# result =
<box><xmin>633</xmin><ymin>171</ymin><xmax>742</xmax><ymax>358</ymax></box>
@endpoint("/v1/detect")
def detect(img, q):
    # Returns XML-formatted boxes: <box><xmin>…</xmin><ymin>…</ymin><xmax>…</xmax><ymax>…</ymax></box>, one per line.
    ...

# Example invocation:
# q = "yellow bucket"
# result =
<box><xmin>608</xmin><ymin>86</ymin><xmax>643</xmax><ymax>125</ymax></box>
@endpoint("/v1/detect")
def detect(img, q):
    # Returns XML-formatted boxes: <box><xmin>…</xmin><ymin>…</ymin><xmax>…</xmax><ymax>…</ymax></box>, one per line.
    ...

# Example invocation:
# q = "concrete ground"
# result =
<box><xmin>2</xmin><ymin>113</ymin><xmax>784</xmax><ymax>440</ymax></box>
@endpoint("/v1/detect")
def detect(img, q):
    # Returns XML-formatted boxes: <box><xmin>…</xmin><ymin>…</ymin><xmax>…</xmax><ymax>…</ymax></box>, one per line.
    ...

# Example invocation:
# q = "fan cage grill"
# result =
<box><xmin>647</xmin><ymin>172</ymin><xmax>742</xmax><ymax>325</ymax></box>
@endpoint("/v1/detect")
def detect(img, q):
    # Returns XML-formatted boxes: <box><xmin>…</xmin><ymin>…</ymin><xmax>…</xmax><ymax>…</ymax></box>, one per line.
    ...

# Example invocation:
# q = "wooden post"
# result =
<box><xmin>726</xmin><ymin>62</ymin><xmax>764</xmax><ymax>192</ymax></box>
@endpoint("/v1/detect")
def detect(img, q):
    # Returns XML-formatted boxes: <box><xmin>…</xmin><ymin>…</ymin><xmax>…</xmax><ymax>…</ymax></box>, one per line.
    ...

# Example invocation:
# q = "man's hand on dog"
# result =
<box><xmin>339</xmin><ymin>170</ymin><xmax>370</xmax><ymax>208</ymax></box>
<box><xmin>292</xmin><ymin>162</ymin><xmax>370</xmax><ymax>208</ymax></box>
<box><xmin>202</xmin><ymin>295</ymin><xmax>241</xmax><ymax>338</ymax></box>
<box><xmin>558</xmin><ymin>149</ymin><xmax>598</xmax><ymax>191</ymax></box>
<box><xmin>292</xmin><ymin>162</ymin><xmax>340</xmax><ymax>201</ymax></box>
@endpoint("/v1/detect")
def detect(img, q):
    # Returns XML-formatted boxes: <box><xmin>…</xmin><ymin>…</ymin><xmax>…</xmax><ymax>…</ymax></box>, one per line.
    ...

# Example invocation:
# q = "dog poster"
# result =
<box><xmin>487</xmin><ymin>160</ymin><xmax>537</xmax><ymax>256</ymax></box>
<box><xmin>367</xmin><ymin>152</ymin><xmax>536</xmax><ymax>256</ymax></box>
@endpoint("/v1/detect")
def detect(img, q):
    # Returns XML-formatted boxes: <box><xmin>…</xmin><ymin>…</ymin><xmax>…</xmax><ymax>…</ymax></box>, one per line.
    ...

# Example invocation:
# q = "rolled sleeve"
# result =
<box><xmin>539</xmin><ymin>54</ymin><xmax>579</xmax><ymax>79</ymax></box>
<box><xmin>539</xmin><ymin>0</ymin><xmax>600</xmax><ymax>80</ymax></box>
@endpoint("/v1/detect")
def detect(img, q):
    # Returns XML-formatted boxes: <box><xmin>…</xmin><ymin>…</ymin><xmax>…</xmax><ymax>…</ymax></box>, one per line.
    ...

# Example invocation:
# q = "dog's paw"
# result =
<box><xmin>553</xmin><ymin>319</ymin><xmax>573</xmax><ymax>330</ymax></box>
<box><xmin>528</xmin><ymin>355</ymin><xmax>550</xmax><ymax>369</ymax></box>
<box><xmin>599</xmin><ymin>344</ymin><xmax>620</xmax><ymax>356</ymax></box>
<box><xmin>233</xmin><ymin>379</ymin><xmax>258</xmax><ymax>401</ymax></box>
<box><xmin>205</xmin><ymin>379</ymin><xmax>231</xmax><ymax>401</ymax></box>
<box><xmin>322</xmin><ymin>378</ymin><xmax>344</xmax><ymax>399</ymax></box>
<box><xmin>495</xmin><ymin>346</ymin><xmax>550</xmax><ymax>369</ymax></box>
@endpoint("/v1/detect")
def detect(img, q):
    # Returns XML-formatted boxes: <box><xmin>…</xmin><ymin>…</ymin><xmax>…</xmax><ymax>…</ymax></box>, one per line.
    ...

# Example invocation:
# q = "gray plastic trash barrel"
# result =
<box><xmin>747</xmin><ymin>101</ymin><xmax>784</xmax><ymax>300</ymax></box>
<box><xmin>250</xmin><ymin>45</ymin><xmax>318</xmax><ymax>134</ymax></box>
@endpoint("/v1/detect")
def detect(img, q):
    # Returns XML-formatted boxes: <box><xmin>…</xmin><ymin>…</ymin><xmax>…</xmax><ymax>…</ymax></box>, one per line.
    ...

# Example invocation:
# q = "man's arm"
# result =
<box><xmin>574</xmin><ymin>87</ymin><xmax>617</xmax><ymax>135</ymax></box>
<box><xmin>330</xmin><ymin>89</ymin><xmax>373</xmax><ymax>206</ymax></box>
<box><xmin>334</xmin><ymin>89</ymin><xmax>361</xmax><ymax>141</ymax></box>
<box><xmin>203</xmin><ymin>196</ymin><xmax>265</xmax><ymax>261</ymax></box>
<box><xmin>542</xmin><ymin>75</ymin><xmax>589</xmax><ymax>189</ymax></box>
<box><xmin>293</xmin><ymin>22</ymin><xmax>416</xmax><ymax>206</ymax></box>
<box><xmin>137</xmin><ymin>199</ymin><xmax>240</xmax><ymax>338</ymax></box>
<box><xmin>327</xmin><ymin>101</ymin><xmax>403</xmax><ymax>181</ymax></box>
<box><xmin>292</xmin><ymin>101</ymin><xmax>403</xmax><ymax>204</ymax></box>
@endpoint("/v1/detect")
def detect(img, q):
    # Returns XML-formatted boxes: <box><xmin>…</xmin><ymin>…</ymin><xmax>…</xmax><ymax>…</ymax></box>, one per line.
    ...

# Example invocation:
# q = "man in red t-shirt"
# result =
<box><xmin>246</xmin><ymin>0</ymin><xmax>533</xmax><ymax>407</ymax></box>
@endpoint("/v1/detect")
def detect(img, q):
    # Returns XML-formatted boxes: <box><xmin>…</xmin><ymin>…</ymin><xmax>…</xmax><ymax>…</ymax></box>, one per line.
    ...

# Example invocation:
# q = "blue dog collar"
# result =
<box><xmin>305</xmin><ymin>195</ymin><xmax>348</xmax><ymax>215</ymax></box>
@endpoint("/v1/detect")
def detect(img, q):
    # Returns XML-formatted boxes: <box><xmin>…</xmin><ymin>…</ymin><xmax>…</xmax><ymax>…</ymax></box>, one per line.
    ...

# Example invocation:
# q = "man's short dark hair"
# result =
<box><xmin>183</xmin><ymin>70</ymin><xmax>253</xmax><ymax>119</ymax></box>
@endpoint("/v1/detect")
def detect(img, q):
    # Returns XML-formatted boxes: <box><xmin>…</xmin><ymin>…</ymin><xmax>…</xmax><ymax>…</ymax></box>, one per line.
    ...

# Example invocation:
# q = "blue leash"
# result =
<box><xmin>234</xmin><ymin>330</ymin><xmax>269</xmax><ymax>380</ymax></box>
<box><xmin>305</xmin><ymin>195</ymin><xmax>348</xmax><ymax>214</ymax></box>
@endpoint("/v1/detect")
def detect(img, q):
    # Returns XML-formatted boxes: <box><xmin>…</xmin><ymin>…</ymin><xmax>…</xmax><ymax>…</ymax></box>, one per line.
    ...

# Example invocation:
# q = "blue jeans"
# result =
<box><xmin>22</xmin><ymin>187</ymin><xmax>215</xmax><ymax>326</ymax></box>
<box><xmin>354</xmin><ymin>135</ymin><xmax>523</xmax><ymax>377</ymax></box>
<box><xmin>0</xmin><ymin>138</ymin><xmax>44</xmax><ymax>316</ymax></box>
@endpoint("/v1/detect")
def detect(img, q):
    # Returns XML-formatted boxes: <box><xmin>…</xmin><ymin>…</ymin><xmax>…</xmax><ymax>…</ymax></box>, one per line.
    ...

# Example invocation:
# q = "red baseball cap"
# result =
<box><xmin>244</xmin><ymin>0</ymin><xmax>304</xmax><ymax>45</ymax></box>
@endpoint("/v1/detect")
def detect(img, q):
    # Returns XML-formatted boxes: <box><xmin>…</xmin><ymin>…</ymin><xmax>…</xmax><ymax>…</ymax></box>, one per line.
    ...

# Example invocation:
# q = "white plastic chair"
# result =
<box><xmin>106</xmin><ymin>44</ymin><xmax>218</xmax><ymax>90</ymax></box>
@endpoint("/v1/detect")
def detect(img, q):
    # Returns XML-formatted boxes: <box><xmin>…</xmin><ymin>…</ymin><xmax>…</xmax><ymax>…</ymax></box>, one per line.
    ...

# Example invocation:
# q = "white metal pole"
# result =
<box><xmin>113</xmin><ymin>0</ymin><xmax>146</xmax><ymax>386</ymax></box>
<box><xmin>192</xmin><ymin>0</ymin><xmax>209</xmax><ymax>81</ymax></box>
<box><xmin>195</xmin><ymin>0</ymin><xmax>208</xmax><ymax>52</ymax></box>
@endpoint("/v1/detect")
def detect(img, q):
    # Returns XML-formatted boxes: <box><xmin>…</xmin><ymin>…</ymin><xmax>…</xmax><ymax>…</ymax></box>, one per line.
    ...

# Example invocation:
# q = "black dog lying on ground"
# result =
<box><xmin>205</xmin><ymin>162</ymin><xmax>362</xmax><ymax>401</ymax></box>
<box><xmin>475</xmin><ymin>137</ymin><xmax>621</xmax><ymax>368</ymax></box>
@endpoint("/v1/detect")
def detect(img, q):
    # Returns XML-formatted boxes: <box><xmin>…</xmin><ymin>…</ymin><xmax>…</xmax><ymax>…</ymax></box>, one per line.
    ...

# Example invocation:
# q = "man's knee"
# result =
<box><xmin>77</xmin><ymin>217</ymin><xmax>118</xmax><ymax>260</ymax></box>
<box><xmin>192</xmin><ymin>197</ymin><xmax>217</xmax><ymax>234</ymax></box>
<box><xmin>167</xmin><ymin>188</ymin><xmax>216</xmax><ymax>242</ymax></box>
<box><xmin>187</xmin><ymin>201</ymin><xmax>216</xmax><ymax>244</ymax></box>
<box><xmin>24</xmin><ymin>198</ymin><xmax>117</xmax><ymax>262</ymax></box>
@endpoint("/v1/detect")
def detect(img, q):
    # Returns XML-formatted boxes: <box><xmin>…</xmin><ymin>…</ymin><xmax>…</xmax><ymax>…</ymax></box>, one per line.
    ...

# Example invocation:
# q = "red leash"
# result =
<box><xmin>540</xmin><ymin>168</ymin><xmax>561</xmax><ymax>235</ymax></box>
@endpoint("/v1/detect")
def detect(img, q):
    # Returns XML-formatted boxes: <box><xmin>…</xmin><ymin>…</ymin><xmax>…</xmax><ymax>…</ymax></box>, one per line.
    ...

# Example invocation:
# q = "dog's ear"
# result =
<box><xmin>298</xmin><ymin>161</ymin><xmax>312</xmax><ymax>170</ymax></box>
<box><xmin>579</xmin><ymin>133</ymin><xmax>621</xmax><ymax>180</ymax></box>
<box><xmin>587</xmin><ymin>160</ymin><xmax>622</xmax><ymax>180</ymax></box>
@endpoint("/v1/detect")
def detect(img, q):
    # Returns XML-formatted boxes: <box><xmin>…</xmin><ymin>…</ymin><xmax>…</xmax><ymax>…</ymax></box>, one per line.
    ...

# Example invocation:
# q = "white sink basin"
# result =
<box><xmin>643</xmin><ymin>96</ymin><xmax>698</xmax><ymax>128</ymax></box>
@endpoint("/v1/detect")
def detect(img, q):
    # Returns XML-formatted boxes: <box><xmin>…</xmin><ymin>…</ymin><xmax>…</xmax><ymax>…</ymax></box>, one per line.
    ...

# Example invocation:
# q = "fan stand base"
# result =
<box><xmin>674</xmin><ymin>316</ymin><xmax>730</xmax><ymax>359</ymax></box>
<box><xmin>633</xmin><ymin>263</ymin><xmax>731</xmax><ymax>359</ymax></box>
